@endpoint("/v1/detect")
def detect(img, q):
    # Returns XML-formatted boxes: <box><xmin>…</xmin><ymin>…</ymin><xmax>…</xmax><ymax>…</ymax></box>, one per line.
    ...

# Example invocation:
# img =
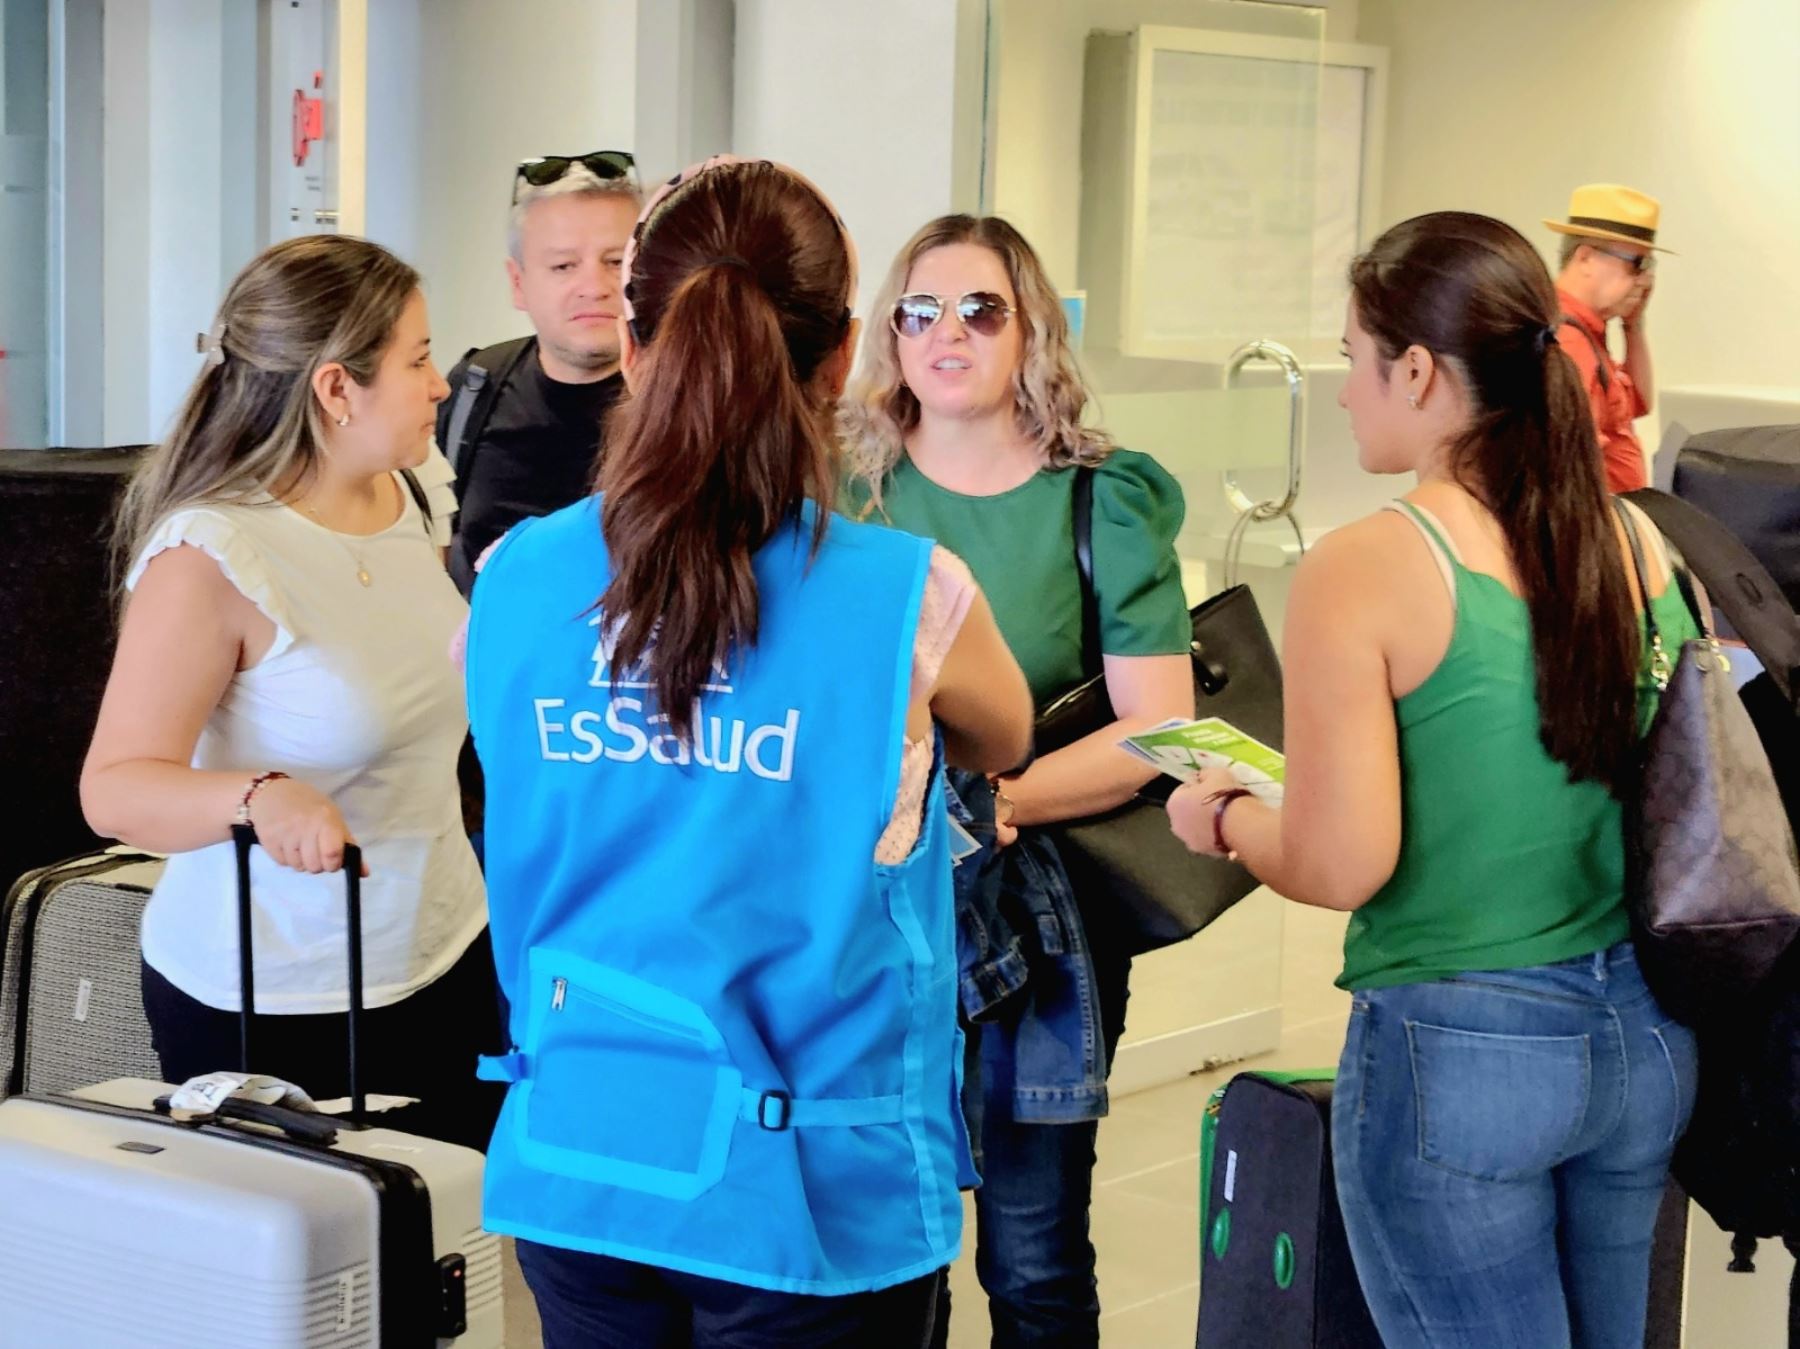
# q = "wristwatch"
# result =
<box><xmin>991</xmin><ymin>780</ymin><xmax>1018</xmax><ymax>828</ymax></box>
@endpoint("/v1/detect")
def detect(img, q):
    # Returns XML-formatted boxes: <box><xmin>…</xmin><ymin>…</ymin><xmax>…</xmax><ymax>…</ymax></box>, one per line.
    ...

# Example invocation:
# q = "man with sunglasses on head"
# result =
<box><xmin>439</xmin><ymin>152</ymin><xmax>642</xmax><ymax>595</ymax></box>
<box><xmin>1547</xmin><ymin>183</ymin><xmax>1668</xmax><ymax>494</ymax></box>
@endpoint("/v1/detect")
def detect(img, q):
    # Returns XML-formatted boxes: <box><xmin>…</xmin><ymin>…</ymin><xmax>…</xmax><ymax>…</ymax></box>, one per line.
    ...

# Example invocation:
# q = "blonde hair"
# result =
<box><xmin>115</xmin><ymin>235</ymin><xmax>421</xmax><ymax>582</ymax></box>
<box><xmin>841</xmin><ymin>215</ymin><xmax>1111</xmax><ymax>512</ymax></box>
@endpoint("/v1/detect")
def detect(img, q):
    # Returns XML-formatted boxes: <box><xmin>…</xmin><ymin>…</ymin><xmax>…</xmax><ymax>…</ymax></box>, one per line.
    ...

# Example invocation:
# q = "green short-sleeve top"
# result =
<box><xmin>845</xmin><ymin>450</ymin><xmax>1191</xmax><ymax>705</ymax></box>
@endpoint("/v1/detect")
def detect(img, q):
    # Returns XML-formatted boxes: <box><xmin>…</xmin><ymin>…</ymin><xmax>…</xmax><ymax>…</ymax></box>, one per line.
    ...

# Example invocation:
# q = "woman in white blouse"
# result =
<box><xmin>82</xmin><ymin>235</ymin><xmax>497</xmax><ymax>1149</ymax></box>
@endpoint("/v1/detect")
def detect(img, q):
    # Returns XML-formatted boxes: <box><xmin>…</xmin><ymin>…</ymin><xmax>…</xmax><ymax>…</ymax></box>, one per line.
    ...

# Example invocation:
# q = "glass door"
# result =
<box><xmin>981</xmin><ymin>0</ymin><xmax>1341</xmax><ymax>1093</ymax></box>
<box><xmin>2</xmin><ymin>0</ymin><xmax>50</xmax><ymax>448</ymax></box>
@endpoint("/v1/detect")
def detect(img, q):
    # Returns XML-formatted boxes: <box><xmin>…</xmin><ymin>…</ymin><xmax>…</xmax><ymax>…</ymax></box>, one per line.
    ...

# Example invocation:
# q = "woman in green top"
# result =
<box><xmin>843</xmin><ymin>215</ymin><xmax>1193</xmax><ymax>1347</ymax></box>
<box><xmin>1169</xmin><ymin>213</ymin><xmax>1700</xmax><ymax>1349</ymax></box>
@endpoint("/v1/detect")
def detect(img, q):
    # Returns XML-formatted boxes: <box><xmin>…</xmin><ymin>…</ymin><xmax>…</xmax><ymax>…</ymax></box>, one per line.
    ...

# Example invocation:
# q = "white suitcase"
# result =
<box><xmin>0</xmin><ymin>1078</ymin><xmax>503</xmax><ymax>1347</ymax></box>
<box><xmin>0</xmin><ymin>828</ymin><xmax>503</xmax><ymax>1347</ymax></box>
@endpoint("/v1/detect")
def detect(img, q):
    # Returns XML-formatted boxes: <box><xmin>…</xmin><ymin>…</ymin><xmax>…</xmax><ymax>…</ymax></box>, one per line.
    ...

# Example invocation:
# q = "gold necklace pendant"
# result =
<box><xmin>299</xmin><ymin>496</ymin><xmax>373</xmax><ymax>587</ymax></box>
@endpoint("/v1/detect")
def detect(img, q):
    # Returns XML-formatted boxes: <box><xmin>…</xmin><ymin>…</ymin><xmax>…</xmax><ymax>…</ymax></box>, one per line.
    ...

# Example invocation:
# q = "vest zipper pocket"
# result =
<box><xmin>519</xmin><ymin>948</ymin><xmax>742</xmax><ymax>1202</ymax></box>
<box><xmin>551</xmin><ymin>976</ymin><xmax>706</xmax><ymax>1045</ymax></box>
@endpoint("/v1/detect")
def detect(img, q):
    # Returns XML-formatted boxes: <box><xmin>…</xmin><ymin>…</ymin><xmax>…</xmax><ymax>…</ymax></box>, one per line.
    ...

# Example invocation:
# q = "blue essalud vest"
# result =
<box><xmin>466</xmin><ymin>496</ymin><xmax>968</xmax><ymax>1294</ymax></box>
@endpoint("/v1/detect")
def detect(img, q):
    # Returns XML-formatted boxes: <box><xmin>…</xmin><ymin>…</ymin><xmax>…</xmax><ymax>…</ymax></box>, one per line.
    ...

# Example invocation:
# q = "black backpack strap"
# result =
<box><xmin>1626</xmin><ymin>488</ymin><xmax>1800</xmax><ymax>710</ymax></box>
<box><xmin>1071</xmin><ymin>466</ymin><xmax>1102</xmax><ymax>677</ymax></box>
<box><xmin>443</xmin><ymin>336</ymin><xmax>534</xmax><ymax>484</ymax></box>
<box><xmin>1560</xmin><ymin>312</ymin><xmax>1611</xmax><ymax>392</ymax></box>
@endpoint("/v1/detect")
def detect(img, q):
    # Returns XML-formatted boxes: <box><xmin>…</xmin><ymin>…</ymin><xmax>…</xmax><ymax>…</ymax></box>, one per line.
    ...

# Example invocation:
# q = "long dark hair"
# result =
<box><xmin>598</xmin><ymin>161</ymin><xmax>851</xmax><ymax>739</ymax></box>
<box><xmin>1350</xmin><ymin>211</ymin><xmax>1639</xmax><ymax>791</ymax></box>
<box><xmin>116</xmin><ymin>235</ymin><xmax>420</xmax><ymax>583</ymax></box>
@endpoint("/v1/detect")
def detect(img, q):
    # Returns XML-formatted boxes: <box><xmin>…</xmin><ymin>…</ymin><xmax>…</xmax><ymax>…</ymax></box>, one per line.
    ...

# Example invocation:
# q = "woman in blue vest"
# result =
<box><xmin>464</xmin><ymin>156</ymin><xmax>1033</xmax><ymax>1348</ymax></box>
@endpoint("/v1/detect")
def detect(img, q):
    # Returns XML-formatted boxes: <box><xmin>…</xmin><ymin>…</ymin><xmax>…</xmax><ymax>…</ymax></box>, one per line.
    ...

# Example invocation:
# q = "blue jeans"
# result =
<box><xmin>1332</xmin><ymin>942</ymin><xmax>1699</xmax><ymax>1349</ymax></box>
<box><xmin>516</xmin><ymin>1241</ymin><xmax>941</xmax><ymax>1348</ymax></box>
<box><xmin>933</xmin><ymin>935</ymin><xmax>1131</xmax><ymax>1349</ymax></box>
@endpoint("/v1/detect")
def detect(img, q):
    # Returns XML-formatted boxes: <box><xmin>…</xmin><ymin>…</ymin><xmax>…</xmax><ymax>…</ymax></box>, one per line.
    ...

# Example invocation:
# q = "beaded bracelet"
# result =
<box><xmin>234</xmin><ymin>771</ymin><xmax>290</xmax><ymax>827</ymax></box>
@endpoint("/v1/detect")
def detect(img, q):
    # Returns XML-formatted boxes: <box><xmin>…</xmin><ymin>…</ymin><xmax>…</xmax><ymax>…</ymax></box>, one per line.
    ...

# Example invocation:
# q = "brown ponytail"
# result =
<box><xmin>1350</xmin><ymin>212</ymin><xmax>1640</xmax><ymax>791</ymax></box>
<box><xmin>597</xmin><ymin>162</ymin><xmax>851</xmax><ymax>740</ymax></box>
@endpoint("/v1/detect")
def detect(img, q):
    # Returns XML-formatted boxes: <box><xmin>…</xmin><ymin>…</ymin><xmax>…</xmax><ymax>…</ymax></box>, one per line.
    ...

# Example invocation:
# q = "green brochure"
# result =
<box><xmin>1118</xmin><ymin>717</ymin><xmax>1285</xmax><ymax>803</ymax></box>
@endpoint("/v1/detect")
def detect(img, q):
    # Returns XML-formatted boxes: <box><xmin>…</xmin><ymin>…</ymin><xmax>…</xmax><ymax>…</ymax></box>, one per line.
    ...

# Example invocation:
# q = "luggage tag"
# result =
<box><xmin>949</xmin><ymin>815</ymin><xmax>982</xmax><ymax>868</ymax></box>
<box><xmin>167</xmin><ymin>1071</ymin><xmax>316</xmax><ymax>1120</ymax></box>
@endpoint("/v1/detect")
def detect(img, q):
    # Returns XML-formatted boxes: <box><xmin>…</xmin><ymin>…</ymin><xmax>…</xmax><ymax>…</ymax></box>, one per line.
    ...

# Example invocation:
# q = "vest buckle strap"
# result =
<box><xmin>754</xmin><ymin>1090</ymin><xmax>791</xmax><ymax>1131</ymax></box>
<box><xmin>476</xmin><ymin>1051</ymin><xmax>529</xmax><ymax>1083</ymax></box>
<box><xmin>738</xmin><ymin>1087</ymin><xmax>905</xmax><ymax>1131</ymax></box>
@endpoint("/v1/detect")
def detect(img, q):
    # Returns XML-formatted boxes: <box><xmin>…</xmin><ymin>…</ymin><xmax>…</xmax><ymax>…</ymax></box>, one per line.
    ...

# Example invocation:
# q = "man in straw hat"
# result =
<box><xmin>1548</xmin><ymin>184</ymin><xmax>1669</xmax><ymax>494</ymax></box>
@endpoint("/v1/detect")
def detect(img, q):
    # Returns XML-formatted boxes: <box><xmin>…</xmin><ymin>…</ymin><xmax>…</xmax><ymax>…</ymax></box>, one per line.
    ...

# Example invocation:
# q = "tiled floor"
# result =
<box><xmin>500</xmin><ymin>903</ymin><xmax>1356</xmax><ymax>1348</ymax></box>
<box><xmin>940</xmin><ymin>901</ymin><xmax>1353</xmax><ymax>1348</ymax></box>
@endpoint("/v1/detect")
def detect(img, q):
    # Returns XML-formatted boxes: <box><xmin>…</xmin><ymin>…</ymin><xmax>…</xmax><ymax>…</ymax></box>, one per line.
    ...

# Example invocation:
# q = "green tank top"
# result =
<box><xmin>1338</xmin><ymin>502</ymin><xmax>1700</xmax><ymax>992</ymax></box>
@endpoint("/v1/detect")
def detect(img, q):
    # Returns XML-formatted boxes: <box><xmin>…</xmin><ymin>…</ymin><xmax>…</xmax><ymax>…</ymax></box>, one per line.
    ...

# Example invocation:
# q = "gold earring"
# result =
<box><xmin>336</xmin><ymin>412</ymin><xmax>351</xmax><ymax>427</ymax></box>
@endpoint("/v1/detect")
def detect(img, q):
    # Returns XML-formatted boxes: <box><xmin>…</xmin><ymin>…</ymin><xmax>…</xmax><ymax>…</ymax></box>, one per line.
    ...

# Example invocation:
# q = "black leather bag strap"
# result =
<box><xmin>1627</xmin><ymin>487</ymin><xmax>1800</xmax><ymax>710</ymax></box>
<box><xmin>1071</xmin><ymin>466</ymin><xmax>1102</xmax><ymax>678</ymax></box>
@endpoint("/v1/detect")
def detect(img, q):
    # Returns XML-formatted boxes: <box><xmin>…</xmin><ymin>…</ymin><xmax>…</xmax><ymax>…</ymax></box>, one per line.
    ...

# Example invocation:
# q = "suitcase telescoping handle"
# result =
<box><xmin>229</xmin><ymin>823</ymin><xmax>367</xmax><ymax>1125</ymax></box>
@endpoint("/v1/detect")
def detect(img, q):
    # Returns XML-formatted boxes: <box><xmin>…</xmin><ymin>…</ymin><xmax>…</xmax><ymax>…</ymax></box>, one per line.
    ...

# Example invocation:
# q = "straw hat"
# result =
<box><xmin>1545</xmin><ymin>184</ymin><xmax>1673</xmax><ymax>253</ymax></box>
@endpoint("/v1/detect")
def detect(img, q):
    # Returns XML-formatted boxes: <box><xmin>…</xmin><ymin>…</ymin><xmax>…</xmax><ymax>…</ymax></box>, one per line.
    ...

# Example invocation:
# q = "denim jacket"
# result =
<box><xmin>946</xmin><ymin>770</ymin><xmax>1110</xmax><ymax>1125</ymax></box>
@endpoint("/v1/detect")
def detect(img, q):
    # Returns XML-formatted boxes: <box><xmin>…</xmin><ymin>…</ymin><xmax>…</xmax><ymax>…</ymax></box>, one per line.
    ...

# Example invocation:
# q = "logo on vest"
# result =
<box><xmin>531</xmin><ymin>616</ymin><xmax>800</xmax><ymax>781</ymax></box>
<box><xmin>589</xmin><ymin>614</ymin><xmax>732</xmax><ymax>693</ymax></box>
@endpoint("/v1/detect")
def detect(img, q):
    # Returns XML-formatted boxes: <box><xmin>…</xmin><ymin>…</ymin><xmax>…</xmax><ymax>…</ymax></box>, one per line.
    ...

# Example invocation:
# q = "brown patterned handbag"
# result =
<box><xmin>1615</xmin><ymin>500</ymin><xmax>1800</xmax><ymax>1024</ymax></box>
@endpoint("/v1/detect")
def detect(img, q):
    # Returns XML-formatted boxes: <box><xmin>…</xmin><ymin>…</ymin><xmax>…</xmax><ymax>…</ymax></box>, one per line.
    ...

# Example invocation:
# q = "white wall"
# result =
<box><xmin>1357</xmin><ymin>0</ymin><xmax>1800</xmax><ymax>397</ymax></box>
<box><xmin>733</xmin><ymin>0</ymin><xmax>988</xmax><ymax>319</ymax></box>
<box><xmin>634</xmin><ymin>0</ymin><xmax>734</xmax><ymax>185</ymax></box>
<box><xmin>142</xmin><ymin>2</ymin><xmax>229</xmax><ymax>440</ymax></box>
<box><xmin>98</xmin><ymin>0</ymin><xmax>151</xmax><ymax>443</ymax></box>
<box><xmin>361</xmin><ymin>0</ymin><xmax>423</xmax><ymax>253</ymax></box>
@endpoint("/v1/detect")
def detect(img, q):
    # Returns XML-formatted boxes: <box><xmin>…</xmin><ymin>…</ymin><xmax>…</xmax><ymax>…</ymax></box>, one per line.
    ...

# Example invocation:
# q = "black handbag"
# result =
<box><xmin>1034</xmin><ymin>468</ymin><xmax>1284</xmax><ymax>956</ymax></box>
<box><xmin>1615</xmin><ymin>500</ymin><xmax>1800</xmax><ymax>1025</ymax></box>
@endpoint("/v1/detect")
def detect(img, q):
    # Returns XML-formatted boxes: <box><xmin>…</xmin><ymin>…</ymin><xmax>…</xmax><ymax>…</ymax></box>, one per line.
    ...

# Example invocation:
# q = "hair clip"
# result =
<box><xmin>195</xmin><ymin>317</ymin><xmax>228</xmax><ymax>368</ymax></box>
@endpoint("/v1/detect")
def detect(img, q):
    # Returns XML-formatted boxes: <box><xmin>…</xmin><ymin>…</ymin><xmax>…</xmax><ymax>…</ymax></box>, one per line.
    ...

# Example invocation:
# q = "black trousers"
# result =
<box><xmin>516</xmin><ymin>1240</ymin><xmax>942</xmax><ymax>1349</ymax></box>
<box><xmin>139</xmin><ymin>929</ymin><xmax>506</xmax><ymax>1152</ymax></box>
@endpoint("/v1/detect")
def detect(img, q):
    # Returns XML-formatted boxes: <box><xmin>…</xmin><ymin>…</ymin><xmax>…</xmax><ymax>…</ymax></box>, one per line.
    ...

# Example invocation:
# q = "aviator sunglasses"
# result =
<box><xmin>512</xmin><ymin>151</ymin><xmax>638</xmax><ymax>204</ymax></box>
<box><xmin>890</xmin><ymin>290</ymin><xmax>1016</xmax><ymax>340</ymax></box>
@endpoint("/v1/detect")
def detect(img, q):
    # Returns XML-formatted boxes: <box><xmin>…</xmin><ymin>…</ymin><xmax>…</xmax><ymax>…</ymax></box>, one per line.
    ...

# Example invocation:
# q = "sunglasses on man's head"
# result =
<box><xmin>512</xmin><ymin>151</ymin><xmax>637</xmax><ymax>203</ymax></box>
<box><xmin>890</xmin><ymin>291</ymin><xmax>1015</xmax><ymax>340</ymax></box>
<box><xmin>1589</xmin><ymin>242</ymin><xmax>1654</xmax><ymax>274</ymax></box>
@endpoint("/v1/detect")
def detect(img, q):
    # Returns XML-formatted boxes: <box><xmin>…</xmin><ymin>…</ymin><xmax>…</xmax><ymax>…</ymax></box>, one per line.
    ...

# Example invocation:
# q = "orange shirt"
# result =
<box><xmin>1556</xmin><ymin>290</ymin><xmax>1648</xmax><ymax>494</ymax></box>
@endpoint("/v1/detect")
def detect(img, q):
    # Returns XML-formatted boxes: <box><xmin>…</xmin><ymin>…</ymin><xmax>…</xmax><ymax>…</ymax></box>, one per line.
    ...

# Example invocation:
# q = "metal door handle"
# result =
<box><xmin>1221</xmin><ymin>339</ymin><xmax>1304</xmax><ymax>521</ymax></box>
